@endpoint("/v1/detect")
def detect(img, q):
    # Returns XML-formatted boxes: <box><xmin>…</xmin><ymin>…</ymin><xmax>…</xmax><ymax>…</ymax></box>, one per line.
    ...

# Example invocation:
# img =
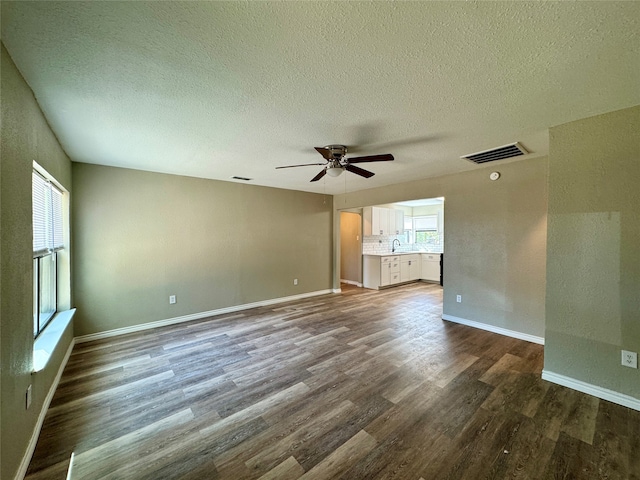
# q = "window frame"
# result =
<box><xmin>32</xmin><ymin>167</ymin><xmax>66</xmax><ymax>338</ymax></box>
<box><xmin>412</xmin><ymin>214</ymin><xmax>441</xmax><ymax>246</ymax></box>
<box><xmin>33</xmin><ymin>252</ymin><xmax>58</xmax><ymax>336</ymax></box>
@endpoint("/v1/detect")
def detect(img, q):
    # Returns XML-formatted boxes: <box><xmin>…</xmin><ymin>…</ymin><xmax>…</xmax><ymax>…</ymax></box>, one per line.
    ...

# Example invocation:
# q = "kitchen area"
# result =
<box><xmin>340</xmin><ymin>198</ymin><xmax>444</xmax><ymax>290</ymax></box>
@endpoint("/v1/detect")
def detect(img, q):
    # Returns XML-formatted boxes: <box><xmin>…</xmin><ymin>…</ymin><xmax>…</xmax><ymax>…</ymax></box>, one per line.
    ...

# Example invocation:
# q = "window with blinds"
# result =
<box><xmin>32</xmin><ymin>171</ymin><xmax>64</xmax><ymax>257</ymax></box>
<box><xmin>413</xmin><ymin>215</ymin><xmax>438</xmax><ymax>231</ymax></box>
<box><xmin>414</xmin><ymin>215</ymin><xmax>440</xmax><ymax>245</ymax></box>
<box><xmin>33</xmin><ymin>169</ymin><xmax>66</xmax><ymax>337</ymax></box>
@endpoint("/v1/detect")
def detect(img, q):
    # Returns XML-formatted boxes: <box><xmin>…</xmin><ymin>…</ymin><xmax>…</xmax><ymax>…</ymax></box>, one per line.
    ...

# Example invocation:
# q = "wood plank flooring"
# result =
<box><xmin>26</xmin><ymin>283</ymin><xmax>640</xmax><ymax>479</ymax></box>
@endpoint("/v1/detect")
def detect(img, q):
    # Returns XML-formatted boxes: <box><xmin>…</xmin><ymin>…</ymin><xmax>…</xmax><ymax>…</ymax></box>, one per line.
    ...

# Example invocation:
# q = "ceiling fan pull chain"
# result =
<box><xmin>344</xmin><ymin>171</ymin><xmax>347</xmax><ymax>202</ymax></box>
<box><xmin>323</xmin><ymin>176</ymin><xmax>327</xmax><ymax>205</ymax></box>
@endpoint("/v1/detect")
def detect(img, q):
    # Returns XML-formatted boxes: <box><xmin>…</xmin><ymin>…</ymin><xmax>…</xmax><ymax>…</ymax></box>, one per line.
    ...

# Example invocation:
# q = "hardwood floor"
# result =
<box><xmin>26</xmin><ymin>283</ymin><xmax>640</xmax><ymax>479</ymax></box>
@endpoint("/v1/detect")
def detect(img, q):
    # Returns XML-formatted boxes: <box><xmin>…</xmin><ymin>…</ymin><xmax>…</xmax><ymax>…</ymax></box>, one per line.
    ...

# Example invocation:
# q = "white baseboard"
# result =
<box><xmin>16</xmin><ymin>339</ymin><xmax>75</xmax><ymax>480</ymax></box>
<box><xmin>441</xmin><ymin>314</ymin><xmax>545</xmax><ymax>345</ymax></box>
<box><xmin>75</xmin><ymin>289</ymin><xmax>334</xmax><ymax>343</ymax></box>
<box><xmin>340</xmin><ymin>279</ymin><xmax>363</xmax><ymax>287</ymax></box>
<box><xmin>542</xmin><ymin>370</ymin><xmax>640</xmax><ymax>412</ymax></box>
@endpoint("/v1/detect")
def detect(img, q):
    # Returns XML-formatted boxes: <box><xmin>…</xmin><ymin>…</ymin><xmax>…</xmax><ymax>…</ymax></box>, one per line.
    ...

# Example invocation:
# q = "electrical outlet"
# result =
<box><xmin>456</xmin><ymin>295</ymin><xmax>462</xmax><ymax>303</ymax></box>
<box><xmin>293</xmin><ymin>278</ymin><xmax>298</xmax><ymax>286</ymax></box>
<box><xmin>169</xmin><ymin>295</ymin><xmax>176</xmax><ymax>305</ymax></box>
<box><xmin>621</xmin><ymin>350</ymin><xmax>638</xmax><ymax>368</ymax></box>
<box><xmin>26</xmin><ymin>385</ymin><xmax>32</xmax><ymax>409</ymax></box>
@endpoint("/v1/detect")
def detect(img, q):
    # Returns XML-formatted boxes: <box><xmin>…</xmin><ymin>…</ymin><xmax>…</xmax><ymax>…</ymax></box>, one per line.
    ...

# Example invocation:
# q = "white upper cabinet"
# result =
<box><xmin>363</xmin><ymin>206</ymin><xmax>404</xmax><ymax>236</ymax></box>
<box><xmin>390</xmin><ymin>209</ymin><xmax>404</xmax><ymax>235</ymax></box>
<box><xmin>376</xmin><ymin>207</ymin><xmax>390</xmax><ymax>236</ymax></box>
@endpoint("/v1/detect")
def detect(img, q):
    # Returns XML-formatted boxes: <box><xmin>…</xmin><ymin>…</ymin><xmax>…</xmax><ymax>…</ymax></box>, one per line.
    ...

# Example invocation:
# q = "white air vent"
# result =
<box><xmin>461</xmin><ymin>142</ymin><xmax>528</xmax><ymax>164</ymax></box>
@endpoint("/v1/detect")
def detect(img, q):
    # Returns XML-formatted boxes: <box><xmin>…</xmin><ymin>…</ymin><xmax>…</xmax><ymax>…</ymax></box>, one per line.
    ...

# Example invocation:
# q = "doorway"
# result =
<box><xmin>340</xmin><ymin>211</ymin><xmax>362</xmax><ymax>287</ymax></box>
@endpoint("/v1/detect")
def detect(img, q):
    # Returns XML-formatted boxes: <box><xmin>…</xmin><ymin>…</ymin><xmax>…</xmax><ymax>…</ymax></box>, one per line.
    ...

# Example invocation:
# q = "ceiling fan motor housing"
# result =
<box><xmin>326</xmin><ymin>145</ymin><xmax>347</xmax><ymax>162</ymax></box>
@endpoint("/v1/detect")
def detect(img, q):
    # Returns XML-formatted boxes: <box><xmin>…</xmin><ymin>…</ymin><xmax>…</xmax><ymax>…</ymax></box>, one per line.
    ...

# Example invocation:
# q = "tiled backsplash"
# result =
<box><xmin>362</xmin><ymin>235</ymin><xmax>444</xmax><ymax>254</ymax></box>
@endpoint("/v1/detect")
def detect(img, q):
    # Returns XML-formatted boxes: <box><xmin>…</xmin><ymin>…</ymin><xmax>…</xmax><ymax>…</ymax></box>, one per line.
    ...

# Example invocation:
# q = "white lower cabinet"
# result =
<box><xmin>421</xmin><ymin>253</ymin><xmax>441</xmax><ymax>282</ymax></box>
<box><xmin>364</xmin><ymin>254</ymin><xmax>419</xmax><ymax>289</ymax></box>
<box><xmin>400</xmin><ymin>255</ymin><xmax>421</xmax><ymax>282</ymax></box>
<box><xmin>380</xmin><ymin>256</ymin><xmax>400</xmax><ymax>287</ymax></box>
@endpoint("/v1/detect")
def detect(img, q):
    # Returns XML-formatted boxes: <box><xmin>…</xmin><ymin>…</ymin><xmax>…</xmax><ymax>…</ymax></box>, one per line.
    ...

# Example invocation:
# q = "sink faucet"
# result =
<box><xmin>392</xmin><ymin>239</ymin><xmax>401</xmax><ymax>252</ymax></box>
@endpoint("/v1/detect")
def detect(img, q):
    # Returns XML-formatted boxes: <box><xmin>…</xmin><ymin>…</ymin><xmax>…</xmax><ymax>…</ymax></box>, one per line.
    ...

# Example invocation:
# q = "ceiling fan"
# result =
<box><xmin>276</xmin><ymin>145</ymin><xmax>394</xmax><ymax>182</ymax></box>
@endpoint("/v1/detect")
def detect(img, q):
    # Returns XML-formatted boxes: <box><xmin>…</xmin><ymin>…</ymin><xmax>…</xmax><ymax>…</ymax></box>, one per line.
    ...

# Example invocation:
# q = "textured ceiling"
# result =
<box><xmin>2</xmin><ymin>1</ymin><xmax>639</xmax><ymax>194</ymax></box>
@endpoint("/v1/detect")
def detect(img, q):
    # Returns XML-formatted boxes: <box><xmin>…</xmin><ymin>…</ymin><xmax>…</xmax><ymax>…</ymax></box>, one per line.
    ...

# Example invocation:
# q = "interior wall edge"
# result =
<box><xmin>544</xmin><ymin>105</ymin><xmax>640</xmax><ymax>402</ymax></box>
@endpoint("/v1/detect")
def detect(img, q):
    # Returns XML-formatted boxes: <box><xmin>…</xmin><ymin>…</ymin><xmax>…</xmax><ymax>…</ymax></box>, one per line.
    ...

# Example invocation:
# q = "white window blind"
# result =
<box><xmin>414</xmin><ymin>215</ymin><xmax>438</xmax><ymax>230</ymax></box>
<box><xmin>32</xmin><ymin>171</ymin><xmax>64</xmax><ymax>257</ymax></box>
<box><xmin>51</xmin><ymin>187</ymin><xmax>64</xmax><ymax>248</ymax></box>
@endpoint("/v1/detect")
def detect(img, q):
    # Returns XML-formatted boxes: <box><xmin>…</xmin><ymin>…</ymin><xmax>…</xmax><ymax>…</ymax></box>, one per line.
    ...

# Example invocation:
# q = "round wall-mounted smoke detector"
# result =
<box><xmin>489</xmin><ymin>171</ymin><xmax>501</xmax><ymax>181</ymax></box>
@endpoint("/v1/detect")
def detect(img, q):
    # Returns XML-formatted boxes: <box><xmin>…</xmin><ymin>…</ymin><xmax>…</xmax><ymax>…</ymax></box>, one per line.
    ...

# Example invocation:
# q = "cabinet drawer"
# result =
<box><xmin>381</xmin><ymin>255</ymin><xmax>399</xmax><ymax>264</ymax></box>
<box><xmin>390</xmin><ymin>261</ymin><xmax>400</xmax><ymax>272</ymax></box>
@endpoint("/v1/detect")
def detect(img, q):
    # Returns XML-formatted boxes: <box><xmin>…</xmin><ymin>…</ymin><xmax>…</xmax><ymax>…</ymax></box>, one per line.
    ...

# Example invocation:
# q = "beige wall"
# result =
<box><xmin>340</xmin><ymin>212</ymin><xmax>362</xmax><ymax>284</ymax></box>
<box><xmin>72</xmin><ymin>163</ymin><xmax>333</xmax><ymax>336</ymax></box>
<box><xmin>545</xmin><ymin>106</ymin><xmax>640</xmax><ymax>399</ymax></box>
<box><xmin>334</xmin><ymin>156</ymin><xmax>548</xmax><ymax>338</ymax></box>
<box><xmin>1</xmin><ymin>44</ymin><xmax>74</xmax><ymax>480</ymax></box>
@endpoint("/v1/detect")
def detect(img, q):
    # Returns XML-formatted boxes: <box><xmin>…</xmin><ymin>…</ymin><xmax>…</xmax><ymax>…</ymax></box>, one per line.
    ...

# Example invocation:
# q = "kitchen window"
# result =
<box><xmin>413</xmin><ymin>215</ymin><xmax>440</xmax><ymax>245</ymax></box>
<box><xmin>402</xmin><ymin>216</ymin><xmax>414</xmax><ymax>244</ymax></box>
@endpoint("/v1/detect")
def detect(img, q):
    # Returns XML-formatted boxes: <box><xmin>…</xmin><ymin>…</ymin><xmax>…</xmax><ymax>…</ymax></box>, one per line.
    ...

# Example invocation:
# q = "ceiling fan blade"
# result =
<box><xmin>310</xmin><ymin>169</ymin><xmax>327</xmax><ymax>182</ymax></box>
<box><xmin>345</xmin><ymin>164</ymin><xmax>375</xmax><ymax>178</ymax></box>
<box><xmin>349</xmin><ymin>134</ymin><xmax>441</xmax><ymax>154</ymax></box>
<box><xmin>347</xmin><ymin>153</ymin><xmax>394</xmax><ymax>163</ymax></box>
<box><xmin>314</xmin><ymin>147</ymin><xmax>333</xmax><ymax>160</ymax></box>
<box><xmin>276</xmin><ymin>163</ymin><xmax>326</xmax><ymax>169</ymax></box>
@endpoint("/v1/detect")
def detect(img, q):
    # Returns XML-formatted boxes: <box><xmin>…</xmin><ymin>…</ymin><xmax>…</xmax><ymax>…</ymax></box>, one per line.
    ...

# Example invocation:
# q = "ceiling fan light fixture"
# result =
<box><xmin>326</xmin><ymin>166</ymin><xmax>344</xmax><ymax>177</ymax></box>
